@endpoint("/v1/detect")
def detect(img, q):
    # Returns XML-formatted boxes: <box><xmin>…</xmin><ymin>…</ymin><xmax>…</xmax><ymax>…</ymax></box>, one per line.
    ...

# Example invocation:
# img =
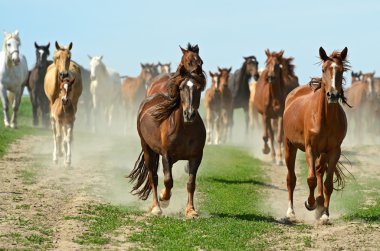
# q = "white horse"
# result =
<box><xmin>0</xmin><ymin>30</ymin><xmax>28</xmax><ymax>128</ymax></box>
<box><xmin>88</xmin><ymin>55</ymin><xmax>121</xmax><ymax>131</ymax></box>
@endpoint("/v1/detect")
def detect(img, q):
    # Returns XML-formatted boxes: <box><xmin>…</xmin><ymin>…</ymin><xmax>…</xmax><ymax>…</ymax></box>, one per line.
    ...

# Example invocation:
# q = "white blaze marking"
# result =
<box><xmin>331</xmin><ymin>62</ymin><xmax>337</xmax><ymax>91</ymax></box>
<box><xmin>39</xmin><ymin>49</ymin><xmax>44</xmax><ymax>56</ymax></box>
<box><xmin>187</xmin><ymin>80</ymin><xmax>194</xmax><ymax>88</ymax></box>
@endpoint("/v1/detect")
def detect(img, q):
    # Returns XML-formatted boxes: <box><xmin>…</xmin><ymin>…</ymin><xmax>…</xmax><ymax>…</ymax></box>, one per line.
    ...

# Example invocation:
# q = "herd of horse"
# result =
<box><xmin>0</xmin><ymin>30</ymin><xmax>377</xmax><ymax>222</ymax></box>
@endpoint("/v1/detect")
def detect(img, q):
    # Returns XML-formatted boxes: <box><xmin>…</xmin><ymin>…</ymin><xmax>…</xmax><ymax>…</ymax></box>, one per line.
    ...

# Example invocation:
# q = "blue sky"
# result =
<box><xmin>1</xmin><ymin>0</ymin><xmax>379</xmax><ymax>85</ymax></box>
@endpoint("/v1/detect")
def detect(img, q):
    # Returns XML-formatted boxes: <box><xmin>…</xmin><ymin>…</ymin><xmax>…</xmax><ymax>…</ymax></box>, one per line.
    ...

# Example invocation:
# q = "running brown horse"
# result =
<box><xmin>44</xmin><ymin>42</ymin><xmax>82</xmax><ymax>167</ymax></box>
<box><xmin>283</xmin><ymin>47</ymin><xmax>349</xmax><ymax>224</ymax></box>
<box><xmin>254</xmin><ymin>50</ymin><xmax>286</xmax><ymax>164</ymax></box>
<box><xmin>217</xmin><ymin>67</ymin><xmax>233</xmax><ymax>143</ymax></box>
<box><xmin>228</xmin><ymin>56</ymin><xmax>259</xmax><ymax>134</ymax></box>
<box><xmin>27</xmin><ymin>42</ymin><xmax>52</xmax><ymax>127</ymax></box>
<box><xmin>204</xmin><ymin>71</ymin><xmax>222</xmax><ymax>144</ymax></box>
<box><xmin>281</xmin><ymin>56</ymin><xmax>299</xmax><ymax>96</ymax></box>
<box><xmin>128</xmin><ymin>68</ymin><xmax>206</xmax><ymax>218</ymax></box>
<box><xmin>121</xmin><ymin>64</ymin><xmax>153</xmax><ymax>130</ymax></box>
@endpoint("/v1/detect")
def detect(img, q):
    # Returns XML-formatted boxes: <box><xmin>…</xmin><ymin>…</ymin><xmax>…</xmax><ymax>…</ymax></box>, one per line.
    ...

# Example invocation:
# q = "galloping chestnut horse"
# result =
<box><xmin>45</xmin><ymin>42</ymin><xmax>82</xmax><ymax>167</ymax></box>
<box><xmin>228</xmin><ymin>56</ymin><xmax>260</xmax><ymax>134</ymax></box>
<box><xmin>217</xmin><ymin>67</ymin><xmax>233</xmax><ymax>143</ymax></box>
<box><xmin>128</xmin><ymin>72</ymin><xmax>206</xmax><ymax>219</ymax></box>
<box><xmin>204</xmin><ymin>71</ymin><xmax>222</xmax><ymax>144</ymax></box>
<box><xmin>283</xmin><ymin>47</ymin><xmax>349</xmax><ymax>223</ymax></box>
<box><xmin>253</xmin><ymin>50</ymin><xmax>285</xmax><ymax>164</ymax></box>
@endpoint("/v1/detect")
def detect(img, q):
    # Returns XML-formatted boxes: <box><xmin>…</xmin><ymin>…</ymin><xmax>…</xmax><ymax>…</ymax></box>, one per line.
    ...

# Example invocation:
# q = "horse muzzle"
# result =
<box><xmin>327</xmin><ymin>91</ymin><xmax>340</xmax><ymax>104</ymax></box>
<box><xmin>59</xmin><ymin>71</ymin><xmax>69</xmax><ymax>80</ymax></box>
<box><xmin>183</xmin><ymin>109</ymin><xmax>197</xmax><ymax>123</ymax></box>
<box><xmin>253</xmin><ymin>73</ymin><xmax>259</xmax><ymax>81</ymax></box>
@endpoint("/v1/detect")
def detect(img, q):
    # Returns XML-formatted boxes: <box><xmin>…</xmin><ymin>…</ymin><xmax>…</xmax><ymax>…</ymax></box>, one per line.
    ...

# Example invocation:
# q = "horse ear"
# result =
<box><xmin>14</xmin><ymin>30</ymin><xmax>19</xmax><ymax>36</ymax></box>
<box><xmin>34</xmin><ymin>42</ymin><xmax>39</xmax><ymax>49</ymax></box>
<box><xmin>278</xmin><ymin>50</ymin><xmax>284</xmax><ymax>58</ymax></box>
<box><xmin>55</xmin><ymin>41</ymin><xmax>61</xmax><ymax>50</ymax></box>
<box><xmin>46</xmin><ymin>42</ymin><xmax>50</xmax><ymax>48</ymax></box>
<box><xmin>340</xmin><ymin>47</ymin><xmax>348</xmax><ymax>60</ymax></box>
<box><xmin>140</xmin><ymin>63</ymin><xmax>144</xmax><ymax>68</ymax></box>
<box><xmin>265</xmin><ymin>49</ymin><xmax>271</xmax><ymax>58</ymax></box>
<box><xmin>319</xmin><ymin>47</ymin><xmax>329</xmax><ymax>61</ymax></box>
<box><xmin>87</xmin><ymin>55</ymin><xmax>92</xmax><ymax>60</ymax></box>
<box><xmin>209</xmin><ymin>71</ymin><xmax>213</xmax><ymax>77</ymax></box>
<box><xmin>228</xmin><ymin>67</ymin><xmax>232</xmax><ymax>73</ymax></box>
<box><xmin>193</xmin><ymin>44</ymin><xmax>199</xmax><ymax>53</ymax></box>
<box><xmin>243</xmin><ymin>56</ymin><xmax>248</xmax><ymax>61</ymax></box>
<box><xmin>158</xmin><ymin>61</ymin><xmax>161</xmax><ymax>66</ymax></box>
<box><xmin>373</xmin><ymin>71</ymin><xmax>376</xmax><ymax>76</ymax></box>
<box><xmin>179</xmin><ymin>45</ymin><xmax>187</xmax><ymax>54</ymax></box>
<box><xmin>99</xmin><ymin>55</ymin><xmax>103</xmax><ymax>60</ymax></box>
<box><xmin>68</xmin><ymin>42</ymin><xmax>73</xmax><ymax>51</ymax></box>
<box><xmin>218</xmin><ymin>67</ymin><xmax>222</xmax><ymax>72</ymax></box>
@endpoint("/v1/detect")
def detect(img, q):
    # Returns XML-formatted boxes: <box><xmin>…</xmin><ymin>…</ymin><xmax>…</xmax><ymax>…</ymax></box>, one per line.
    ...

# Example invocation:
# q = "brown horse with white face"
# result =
<box><xmin>253</xmin><ymin>50</ymin><xmax>285</xmax><ymax>164</ymax></box>
<box><xmin>204</xmin><ymin>71</ymin><xmax>222</xmax><ymax>144</ymax></box>
<box><xmin>158</xmin><ymin>62</ymin><xmax>171</xmax><ymax>74</ymax></box>
<box><xmin>44</xmin><ymin>42</ymin><xmax>82</xmax><ymax>167</ymax></box>
<box><xmin>283</xmin><ymin>47</ymin><xmax>349</xmax><ymax>224</ymax></box>
<box><xmin>217</xmin><ymin>67</ymin><xmax>233</xmax><ymax>143</ymax></box>
<box><xmin>128</xmin><ymin>70</ymin><xmax>206</xmax><ymax>218</ymax></box>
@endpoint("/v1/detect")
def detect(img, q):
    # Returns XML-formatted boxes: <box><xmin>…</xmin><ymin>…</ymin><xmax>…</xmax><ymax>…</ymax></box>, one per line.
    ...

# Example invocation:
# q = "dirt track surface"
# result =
<box><xmin>0</xmin><ymin>132</ymin><xmax>379</xmax><ymax>250</ymax></box>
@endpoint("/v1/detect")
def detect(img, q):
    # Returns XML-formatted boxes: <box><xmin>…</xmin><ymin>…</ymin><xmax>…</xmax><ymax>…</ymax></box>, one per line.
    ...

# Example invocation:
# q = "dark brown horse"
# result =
<box><xmin>128</xmin><ymin>72</ymin><xmax>206</xmax><ymax>219</ymax></box>
<box><xmin>217</xmin><ymin>67</ymin><xmax>233</xmax><ymax>143</ymax></box>
<box><xmin>253</xmin><ymin>50</ymin><xmax>285</xmax><ymax>164</ymax></box>
<box><xmin>204</xmin><ymin>71</ymin><xmax>222</xmax><ymax>144</ymax></box>
<box><xmin>27</xmin><ymin>42</ymin><xmax>52</xmax><ymax>127</ymax></box>
<box><xmin>283</xmin><ymin>47</ymin><xmax>349</xmax><ymax>224</ymax></box>
<box><xmin>228</xmin><ymin>56</ymin><xmax>259</xmax><ymax>133</ymax></box>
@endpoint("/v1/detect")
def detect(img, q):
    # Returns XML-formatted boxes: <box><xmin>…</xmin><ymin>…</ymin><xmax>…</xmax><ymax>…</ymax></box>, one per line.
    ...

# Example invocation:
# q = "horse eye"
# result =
<box><xmin>7</xmin><ymin>43</ymin><xmax>11</xmax><ymax>47</ymax></box>
<box><xmin>322</xmin><ymin>69</ymin><xmax>325</xmax><ymax>73</ymax></box>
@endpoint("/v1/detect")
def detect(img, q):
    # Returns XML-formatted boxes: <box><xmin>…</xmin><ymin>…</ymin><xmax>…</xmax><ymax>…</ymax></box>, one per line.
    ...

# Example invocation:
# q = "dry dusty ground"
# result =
<box><xmin>0</xmin><ymin>128</ymin><xmax>379</xmax><ymax>250</ymax></box>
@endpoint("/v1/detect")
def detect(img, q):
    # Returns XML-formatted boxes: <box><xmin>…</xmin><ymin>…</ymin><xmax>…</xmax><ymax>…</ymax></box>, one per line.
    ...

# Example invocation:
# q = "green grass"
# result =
<box><xmin>0</xmin><ymin>97</ymin><xmax>35</xmax><ymax>157</ymax></box>
<box><xmin>67</xmin><ymin>145</ymin><xmax>280</xmax><ymax>250</ymax></box>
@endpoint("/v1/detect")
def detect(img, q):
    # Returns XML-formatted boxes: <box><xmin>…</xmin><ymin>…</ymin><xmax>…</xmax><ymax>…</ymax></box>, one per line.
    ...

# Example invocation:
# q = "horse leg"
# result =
<box><xmin>144</xmin><ymin>147</ymin><xmax>161</xmax><ymax>215</ymax></box>
<box><xmin>32</xmin><ymin>94</ymin><xmax>38</xmax><ymax>127</ymax></box>
<box><xmin>262</xmin><ymin>115</ymin><xmax>270</xmax><ymax>155</ymax></box>
<box><xmin>305</xmin><ymin>146</ymin><xmax>317</xmax><ymax>211</ymax></box>
<box><xmin>215</xmin><ymin>111</ymin><xmax>221</xmax><ymax>145</ymax></box>
<box><xmin>92</xmin><ymin>94</ymin><xmax>97</xmax><ymax>132</ymax></box>
<box><xmin>159</xmin><ymin>155</ymin><xmax>173</xmax><ymax>208</ymax></box>
<box><xmin>51</xmin><ymin>118</ymin><xmax>58</xmax><ymax>164</ymax></box>
<box><xmin>64</xmin><ymin>123</ymin><xmax>73</xmax><ymax>168</ymax></box>
<box><xmin>108</xmin><ymin>104</ymin><xmax>114</xmax><ymax>127</ymax></box>
<box><xmin>321</xmin><ymin>148</ymin><xmax>341</xmax><ymax>224</ymax></box>
<box><xmin>276</xmin><ymin>116</ymin><xmax>284</xmax><ymax>165</ymax></box>
<box><xmin>244</xmin><ymin>107</ymin><xmax>249</xmax><ymax>135</ymax></box>
<box><xmin>185</xmin><ymin>155</ymin><xmax>203</xmax><ymax>219</ymax></box>
<box><xmin>284</xmin><ymin>136</ymin><xmax>297</xmax><ymax>219</ymax></box>
<box><xmin>10</xmin><ymin>88</ymin><xmax>22</xmax><ymax>128</ymax></box>
<box><xmin>0</xmin><ymin>87</ymin><xmax>10</xmax><ymax>127</ymax></box>
<box><xmin>268</xmin><ymin>118</ymin><xmax>276</xmax><ymax>163</ymax></box>
<box><xmin>206</xmin><ymin>108</ymin><xmax>212</xmax><ymax>145</ymax></box>
<box><xmin>315</xmin><ymin>153</ymin><xmax>327</xmax><ymax>220</ymax></box>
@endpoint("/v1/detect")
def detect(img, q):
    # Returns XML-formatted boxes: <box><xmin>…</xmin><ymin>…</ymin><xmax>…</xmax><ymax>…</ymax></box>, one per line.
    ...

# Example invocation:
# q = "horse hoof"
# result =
<box><xmin>305</xmin><ymin>201</ymin><xmax>317</xmax><ymax>211</ymax></box>
<box><xmin>53</xmin><ymin>159</ymin><xmax>58</xmax><ymax>165</ymax></box>
<box><xmin>319</xmin><ymin>213</ymin><xmax>330</xmax><ymax>225</ymax></box>
<box><xmin>185</xmin><ymin>208</ymin><xmax>199</xmax><ymax>219</ymax></box>
<box><xmin>151</xmin><ymin>206</ymin><xmax>162</xmax><ymax>216</ymax></box>
<box><xmin>64</xmin><ymin>162</ymin><xmax>71</xmax><ymax>168</ymax></box>
<box><xmin>10</xmin><ymin>123</ymin><xmax>17</xmax><ymax>129</ymax></box>
<box><xmin>159</xmin><ymin>190</ymin><xmax>171</xmax><ymax>208</ymax></box>
<box><xmin>262</xmin><ymin>146</ymin><xmax>270</xmax><ymax>155</ymax></box>
<box><xmin>277</xmin><ymin>160</ymin><xmax>284</xmax><ymax>166</ymax></box>
<box><xmin>315</xmin><ymin>205</ymin><xmax>325</xmax><ymax>220</ymax></box>
<box><xmin>286</xmin><ymin>208</ymin><xmax>296</xmax><ymax>219</ymax></box>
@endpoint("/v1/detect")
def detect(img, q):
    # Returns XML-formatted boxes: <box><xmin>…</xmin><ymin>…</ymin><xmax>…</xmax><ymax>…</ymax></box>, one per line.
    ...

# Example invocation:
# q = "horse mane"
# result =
<box><xmin>237</xmin><ymin>60</ymin><xmax>251</xmax><ymax>90</ymax></box>
<box><xmin>284</xmin><ymin>57</ymin><xmax>296</xmax><ymax>78</ymax></box>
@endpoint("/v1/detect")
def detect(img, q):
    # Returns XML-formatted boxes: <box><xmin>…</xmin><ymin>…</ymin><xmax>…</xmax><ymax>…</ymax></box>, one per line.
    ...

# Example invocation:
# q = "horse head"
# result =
<box><xmin>319</xmin><ymin>46</ymin><xmax>348</xmax><ymax>104</ymax></box>
<box><xmin>54</xmin><ymin>41</ymin><xmax>73</xmax><ymax>80</ymax></box>
<box><xmin>140</xmin><ymin>63</ymin><xmax>154</xmax><ymax>82</ymax></box>
<box><xmin>34</xmin><ymin>42</ymin><xmax>50</xmax><ymax>66</ymax></box>
<box><xmin>4</xmin><ymin>30</ymin><xmax>21</xmax><ymax>66</ymax></box>
<box><xmin>158</xmin><ymin>62</ymin><xmax>171</xmax><ymax>74</ymax></box>
<box><xmin>351</xmin><ymin>71</ymin><xmax>362</xmax><ymax>83</ymax></box>
<box><xmin>179</xmin><ymin>43</ymin><xmax>203</xmax><ymax>75</ymax></box>
<box><xmin>88</xmin><ymin>55</ymin><xmax>104</xmax><ymax>81</ymax></box>
<box><xmin>209</xmin><ymin>71</ymin><xmax>220</xmax><ymax>92</ymax></box>
<box><xmin>362</xmin><ymin>71</ymin><xmax>376</xmax><ymax>97</ymax></box>
<box><xmin>243</xmin><ymin>56</ymin><xmax>259</xmax><ymax>81</ymax></box>
<box><xmin>265</xmin><ymin>50</ymin><xmax>284</xmax><ymax>84</ymax></box>
<box><xmin>60</xmin><ymin>77</ymin><xmax>75</xmax><ymax>106</ymax></box>
<box><xmin>218</xmin><ymin>67</ymin><xmax>232</xmax><ymax>89</ymax></box>
<box><xmin>179</xmin><ymin>76</ymin><xmax>205</xmax><ymax>123</ymax></box>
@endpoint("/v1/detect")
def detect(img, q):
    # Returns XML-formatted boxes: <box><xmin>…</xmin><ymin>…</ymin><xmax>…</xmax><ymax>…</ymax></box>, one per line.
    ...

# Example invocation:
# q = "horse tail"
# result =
<box><xmin>334</xmin><ymin>153</ymin><xmax>354</xmax><ymax>191</ymax></box>
<box><xmin>127</xmin><ymin>150</ymin><xmax>151</xmax><ymax>200</ymax></box>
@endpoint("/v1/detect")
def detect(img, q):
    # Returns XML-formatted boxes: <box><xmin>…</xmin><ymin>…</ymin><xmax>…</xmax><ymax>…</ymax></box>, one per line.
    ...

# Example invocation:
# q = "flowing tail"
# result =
<box><xmin>127</xmin><ymin>151</ymin><xmax>151</xmax><ymax>200</ymax></box>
